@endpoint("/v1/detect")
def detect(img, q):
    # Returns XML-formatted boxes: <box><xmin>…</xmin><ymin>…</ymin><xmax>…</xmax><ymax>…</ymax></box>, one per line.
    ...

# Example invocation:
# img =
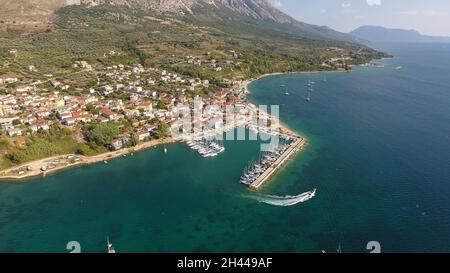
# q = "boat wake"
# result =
<box><xmin>243</xmin><ymin>189</ymin><xmax>316</xmax><ymax>207</ymax></box>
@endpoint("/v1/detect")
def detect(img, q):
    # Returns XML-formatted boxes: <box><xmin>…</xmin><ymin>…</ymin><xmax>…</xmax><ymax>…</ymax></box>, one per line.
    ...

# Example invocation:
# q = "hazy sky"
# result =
<box><xmin>269</xmin><ymin>0</ymin><xmax>450</xmax><ymax>36</ymax></box>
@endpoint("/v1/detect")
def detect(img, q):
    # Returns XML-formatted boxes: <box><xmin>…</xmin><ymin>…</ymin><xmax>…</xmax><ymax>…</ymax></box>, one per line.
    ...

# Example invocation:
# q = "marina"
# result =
<box><xmin>240</xmin><ymin>135</ymin><xmax>306</xmax><ymax>189</ymax></box>
<box><xmin>186</xmin><ymin>140</ymin><xmax>225</xmax><ymax>158</ymax></box>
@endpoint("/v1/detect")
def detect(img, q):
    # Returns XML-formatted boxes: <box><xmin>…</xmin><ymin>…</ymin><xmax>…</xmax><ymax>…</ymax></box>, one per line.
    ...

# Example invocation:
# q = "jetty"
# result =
<box><xmin>245</xmin><ymin>136</ymin><xmax>306</xmax><ymax>189</ymax></box>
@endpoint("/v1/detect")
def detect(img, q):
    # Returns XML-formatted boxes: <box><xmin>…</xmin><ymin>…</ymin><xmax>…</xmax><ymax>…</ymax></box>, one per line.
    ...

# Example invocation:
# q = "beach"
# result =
<box><xmin>0</xmin><ymin>137</ymin><xmax>177</xmax><ymax>181</ymax></box>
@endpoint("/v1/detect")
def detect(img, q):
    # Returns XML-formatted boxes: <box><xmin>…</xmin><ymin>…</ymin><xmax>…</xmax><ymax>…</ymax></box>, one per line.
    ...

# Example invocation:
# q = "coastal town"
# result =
<box><xmin>0</xmin><ymin>47</ymin><xmax>309</xmax><ymax>187</ymax></box>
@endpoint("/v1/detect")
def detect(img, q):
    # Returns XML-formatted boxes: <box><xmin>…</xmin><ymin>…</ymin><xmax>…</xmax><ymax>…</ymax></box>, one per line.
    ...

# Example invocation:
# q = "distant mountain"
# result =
<box><xmin>351</xmin><ymin>26</ymin><xmax>450</xmax><ymax>43</ymax></box>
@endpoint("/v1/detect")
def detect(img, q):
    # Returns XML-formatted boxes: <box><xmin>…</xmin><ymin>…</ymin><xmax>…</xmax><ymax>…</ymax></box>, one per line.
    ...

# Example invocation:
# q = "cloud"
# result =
<box><xmin>320</xmin><ymin>9</ymin><xmax>327</xmax><ymax>14</ymax></box>
<box><xmin>366</xmin><ymin>0</ymin><xmax>381</xmax><ymax>6</ymax></box>
<box><xmin>341</xmin><ymin>2</ymin><xmax>352</xmax><ymax>8</ymax></box>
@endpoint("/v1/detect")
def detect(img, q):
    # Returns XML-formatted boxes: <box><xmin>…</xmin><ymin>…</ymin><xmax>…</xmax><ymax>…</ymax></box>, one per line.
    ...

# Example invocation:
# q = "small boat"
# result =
<box><xmin>284</xmin><ymin>92</ymin><xmax>289</xmax><ymax>96</ymax></box>
<box><xmin>164</xmin><ymin>145</ymin><xmax>167</xmax><ymax>153</ymax></box>
<box><xmin>394</xmin><ymin>66</ymin><xmax>402</xmax><ymax>70</ymax></box>
<box><xmin>107</xmin><ymin>237</ymin><xmax>116</xmax><ymax>253</ymax></box>
<box><xmin>104</xmin><ymin>160</ymin><xmax>108</xmax><ymax>164</ymax></box>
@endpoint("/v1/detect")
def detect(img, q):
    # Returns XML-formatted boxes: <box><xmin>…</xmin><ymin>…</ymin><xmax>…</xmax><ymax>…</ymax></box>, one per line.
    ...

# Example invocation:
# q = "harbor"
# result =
<box><xmin>186</xmin><ymin>140</ymin><xmax>225</xmax><ymax>158</ymax></box>
<box><xmin>241</xmin><ymin>134</ymin><xmax>306</xmax><ymax>189</ymax></box>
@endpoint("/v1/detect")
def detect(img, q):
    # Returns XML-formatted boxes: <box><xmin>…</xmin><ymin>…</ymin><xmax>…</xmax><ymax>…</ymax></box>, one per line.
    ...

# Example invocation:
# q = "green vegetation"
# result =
<box><xmin>0</xmin><ymin>4</ymin><xmax>386</xmax><ymax>83</ymax></box>
<box><xmin>84</xmin><ymin>122</ymin><xmax>120</xmax><ymax>147</ymax></box>
<box><xmin>2</xmin><ymin>125</ymin><xmax>80</xmax><ymax>165</ymax></box>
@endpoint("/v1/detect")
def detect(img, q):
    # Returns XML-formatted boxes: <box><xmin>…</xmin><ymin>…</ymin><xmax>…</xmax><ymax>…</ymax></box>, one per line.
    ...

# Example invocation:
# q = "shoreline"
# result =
<box><xmin>1</xmin><ymin>70</ymin><xmax>313</xmax><ymax>183</ymax></box>
<box><xmin>0</xmin><ymin>137</ymin><xmax>178</xmax><ymax>182</ymax></box>
<box><xmin>250</xmin><ymin>69</ymin><xmax>352</xmax><ymax>82</ymax></box>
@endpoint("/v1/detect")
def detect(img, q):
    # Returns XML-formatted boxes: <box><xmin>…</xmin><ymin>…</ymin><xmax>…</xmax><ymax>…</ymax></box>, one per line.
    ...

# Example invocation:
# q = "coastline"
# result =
<box><xmin>252</xmin><ymin>69</ymin><xmax>351</xmax><ymax>81</ymax></box>
<box><xmin>0</xmin><ymin>137</ymin><xmax>178</xmax><ymax>182</ymax></box>
<box><xmin>1</xmin><ymin>70</ymin><xmax>313</xmax><ymax>183</ymax></box>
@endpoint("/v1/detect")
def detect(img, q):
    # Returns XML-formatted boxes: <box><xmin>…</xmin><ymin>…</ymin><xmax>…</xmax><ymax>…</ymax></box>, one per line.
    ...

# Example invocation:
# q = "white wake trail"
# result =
<box><xmin>244</xmin><ymin>189</ymin><xmax>316</xmax><ymax>207</ymax></box>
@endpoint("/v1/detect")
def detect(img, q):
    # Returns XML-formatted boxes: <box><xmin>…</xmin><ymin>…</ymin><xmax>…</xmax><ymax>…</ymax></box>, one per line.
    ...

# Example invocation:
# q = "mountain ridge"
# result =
<box><xmin>0</xmin><ymin>0</ymin><xmax>360</xmax><ymax>43</ymax></box>
<box><xmin>351</xmin><ymin>25</ymin><xmax>450</xmax><ymax>43</ymax></box>
<box><xmin>0</xmin><ymin>1</ymin><xmax>386</xmax><ymax>82</ymax></box>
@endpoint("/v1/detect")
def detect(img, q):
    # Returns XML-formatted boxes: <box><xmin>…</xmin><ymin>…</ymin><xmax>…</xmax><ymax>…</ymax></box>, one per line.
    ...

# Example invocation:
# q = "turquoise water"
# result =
<box><xmin>1</xmin><ymin>43</ymin><xmax>450</xmax><ymax>252</ymax></box>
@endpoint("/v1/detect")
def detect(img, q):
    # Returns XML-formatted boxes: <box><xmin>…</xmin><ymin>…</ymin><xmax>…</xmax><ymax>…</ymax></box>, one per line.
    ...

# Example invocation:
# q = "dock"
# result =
<box><xmin>249</xmin><ymin>137</ymin><xmax>306</xmax><ymax>189</ymax></box>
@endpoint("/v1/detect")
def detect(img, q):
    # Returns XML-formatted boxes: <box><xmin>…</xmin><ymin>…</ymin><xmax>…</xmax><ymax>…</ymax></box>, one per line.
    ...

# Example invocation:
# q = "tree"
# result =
<box><xmin>131</xmin><ymin>134</ymin><xmax>139</xmax><ymax>146</ymax></box>
<box><xmin>155</xmin><ymin>122</ymin><xmax>170</xmax><ymax>139</ymax></box>
<box><xmin>85</xmin><ymin>122</ymin><xmax>120</xmax><ymax>147</ymax></box>
<box><xmin>85</xmin><ymin>104</ymin><xmax>99</xmax><ymax>114</ymax></box>
<box><xmin>76</xmin><ymin>144</ymin><xmax>91</xmax><ymax>155</ymax></box>
<box><xmin>156</xmin><ymin>100</ymin><xmax>167</xmax><ymax>110</ymax></box>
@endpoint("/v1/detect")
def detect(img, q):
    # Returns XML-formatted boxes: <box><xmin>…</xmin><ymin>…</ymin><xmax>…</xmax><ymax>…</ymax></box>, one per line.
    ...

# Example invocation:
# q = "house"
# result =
<box><xmin>73</xmin><ymin>113</ymin><xmax>92</xmax><ymax>123</ymax></box>
<box><xmin>50</xmin><ymin>80</ymin><xmax>61</xmax><ymax>88</ymax></box>
<box><xmin>100</xmin><ymin>108</ymin><xmax>119</xmax><ymax>121</ymax></box>
<box><xmin>137</xmin><ymin>131</ymin><xmax>150</xmax><ymax>141</ymax></box>
<box><xmin>62</xmin><ymin>117</ymin><xmax>76</xmax><ymax>126</ymax></box>
<box><xmin>110</xmin><ymin>139</ymin><xmax>123</xmax><ymax>150</ymax></box>
<box><xmin>36</xmin><ymin>120</ymin><xmax>50</xmax><ymax>131</ymax></box>
<box><xmin>21</xmin><ymin>112</ymin><xmax>36</xmax><ymax>123</ymax></box>
<box><xmin>0</xmin><ymin>104</ymin><xmax>13</xmax><ymax>116</ymax></box>
<box><xmin>7</xmin><ymin>128</ymin><xmax>22</xmax><ymax>137</ymax></box>
<box><xmin>57</xmin><ymin>110</ymin><xmax>72</xmax><ymax>120</ymax></box>
<box><xmin>34</xmin><ymin>109</ymin><xmax>51</xmax><ymax>118</ymax></box>
<box><xmin>145</xmin><ymin>126</ymin><xmax>158</xmax><ymax>135</ymax></box>
<box><xmin>0</xmin><ymin>95</ymin><xmax>17</xmax><ymax>105</ymax></box>
<box><xmin>136</xmin><ymin>101</ymin><xmax>153</xmax><ymax>112</ymax></box>
<box><xmin>0</xmin><ymin>117</ymin><xmax>16</xmax><ymax>129</ymax></box>
<box><xmin>16</xmin><ymin>85</ymin><xmax>34</xmax><ymax>93</ymax></box>
<box><xmin>124</xmin><ymin>109</ymin><xmax>140</xmax><ymax>117</ymax></box>
<box><xmin>0</xmin><ymin>73</ymin><xmax>19</xmax><ymax>84</ymax></box>
<box><xmin>107</xmin><ymin>100</ymin><xmax>124</xmax><ymax>111</ymax></box>
<box><xmin>97</xmin><ymin>85</ymin><xmax>114</xmax><ymax>96</ymax></box>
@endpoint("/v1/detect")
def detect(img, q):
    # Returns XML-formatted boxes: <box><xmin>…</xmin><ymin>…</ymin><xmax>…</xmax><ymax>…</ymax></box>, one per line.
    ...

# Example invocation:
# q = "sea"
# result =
<box><xmin>1</xmin><ymin>43</ymin><xmax>450</xmax><ymax>253</ymax></box>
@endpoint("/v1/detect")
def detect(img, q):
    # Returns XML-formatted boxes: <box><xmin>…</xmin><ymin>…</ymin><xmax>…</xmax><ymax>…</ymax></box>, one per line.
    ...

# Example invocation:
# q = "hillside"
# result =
<box><xmin>0</xmin><ymin>2</ymin><xmax>386</xmax><ymax>81</ymax></box>
<box><xmin>351</xmin><ymin>26</ymin><xmax>450</xmax><ymax>43</ymax></box>
<box><xmin>0</xmin><ymin>0</ymin><xmax>359</xmax><ymax>42</ymax></box>
<box><xmin>0</xmin><ymin>0</ymin><xmax>68</xmax><ymax>26</ymax></box>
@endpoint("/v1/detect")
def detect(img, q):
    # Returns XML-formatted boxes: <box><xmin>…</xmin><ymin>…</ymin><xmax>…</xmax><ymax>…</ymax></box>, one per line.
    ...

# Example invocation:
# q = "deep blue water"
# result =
<box><xmin>248</xmin><ymin>43</ymin><xmax>450</xmax><ymax>252</ymax></box>
<box><xmin>1</xmin><ymin>43</ymin><xmax>450</xmax><ymax>253</ymax></box>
